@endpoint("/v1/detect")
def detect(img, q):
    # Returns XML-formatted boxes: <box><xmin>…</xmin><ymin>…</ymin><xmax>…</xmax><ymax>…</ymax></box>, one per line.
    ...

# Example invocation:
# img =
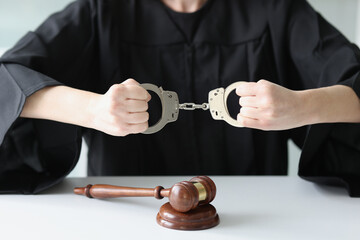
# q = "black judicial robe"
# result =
<box><xmin>1</xmin><ymin>0</ymin><xmax>360</xmax><ymax>196</ymax></box>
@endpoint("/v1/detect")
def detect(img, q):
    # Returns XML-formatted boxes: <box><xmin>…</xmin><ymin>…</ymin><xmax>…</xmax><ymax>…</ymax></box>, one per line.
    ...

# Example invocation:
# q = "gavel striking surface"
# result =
<box><xmin>157</xmin><ymin>203</ymin><xmax>219</xmax><ymax>230</ymax></box>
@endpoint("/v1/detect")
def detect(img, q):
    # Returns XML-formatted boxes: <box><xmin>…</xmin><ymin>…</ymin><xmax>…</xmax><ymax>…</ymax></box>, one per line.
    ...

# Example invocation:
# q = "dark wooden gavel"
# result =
<box><xmin>74</xmin><ymin>176</ymin><xmax>216</xmax><ymax>212</ymax></box>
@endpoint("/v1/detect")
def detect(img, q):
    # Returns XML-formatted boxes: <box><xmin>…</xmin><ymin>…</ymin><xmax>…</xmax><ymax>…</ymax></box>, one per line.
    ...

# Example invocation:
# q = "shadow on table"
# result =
<box><xmin>95</xmin><ymin>197</ymin><xmax>162</xmax><ymax>210</ymax></box>
<box><xmin>312</xmin><ymin>183</ymin><xmax>349</xmax><ymax>197</ymax></box>
<box><xmin>218</xmin><ymin>212</ymin><xmax>269</xmax><ymax>229</ymax></box>
<box><xmin>40</xmin><ymin>178</ymin><xmax>86</xmax><ymax>195</ymax></box>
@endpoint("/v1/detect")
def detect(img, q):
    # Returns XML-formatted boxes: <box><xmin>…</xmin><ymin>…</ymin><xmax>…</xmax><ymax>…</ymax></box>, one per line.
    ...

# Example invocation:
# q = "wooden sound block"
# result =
<box><xmin>156</xmin><ymin>202</ymin><xmax>220</xmax><ymax>230</ymax></box>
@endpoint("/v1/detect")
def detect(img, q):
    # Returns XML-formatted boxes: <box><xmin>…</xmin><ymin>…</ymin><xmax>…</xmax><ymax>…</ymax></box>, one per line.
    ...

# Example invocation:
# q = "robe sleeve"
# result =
<box><xmin>273</xmin><ymin>0</ymin><xmax>360</xmax><ymax>196</ymax></box>
<box><xmin>0</xmin><ymin>0</ymin><xmax>98</xmax><ymax>194</ymax></box>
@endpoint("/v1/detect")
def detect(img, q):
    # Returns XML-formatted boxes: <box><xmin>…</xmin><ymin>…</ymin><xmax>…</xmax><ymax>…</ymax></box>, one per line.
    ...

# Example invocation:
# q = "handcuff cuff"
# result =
<box><xmin>140</xmin><ymin>82</ymin><xmax>245</xmax><ymax>134</ymax></box>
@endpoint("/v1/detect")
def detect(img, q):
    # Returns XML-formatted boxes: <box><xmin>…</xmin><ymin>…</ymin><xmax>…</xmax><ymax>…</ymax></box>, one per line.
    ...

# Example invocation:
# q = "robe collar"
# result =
<box><xmin>115</xmin><ymin>0</ymin><xmax>267</xmax><ymax>46</ymax></box>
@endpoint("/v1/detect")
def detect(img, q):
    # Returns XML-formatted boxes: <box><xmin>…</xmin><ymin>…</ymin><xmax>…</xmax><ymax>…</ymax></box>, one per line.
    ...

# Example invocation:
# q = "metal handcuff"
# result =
<box><xmin>141</xmin><ymin>82</ymin><xmax>245</xmax><ymax>134</ymax></box>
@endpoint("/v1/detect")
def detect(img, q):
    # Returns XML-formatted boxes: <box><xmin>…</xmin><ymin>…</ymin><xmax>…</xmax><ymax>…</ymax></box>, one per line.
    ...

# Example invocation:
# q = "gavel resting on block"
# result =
<box><xmin>74</xmin><ymin>176</ymin><xmax>220</xmax><ymax>230</ymax></box>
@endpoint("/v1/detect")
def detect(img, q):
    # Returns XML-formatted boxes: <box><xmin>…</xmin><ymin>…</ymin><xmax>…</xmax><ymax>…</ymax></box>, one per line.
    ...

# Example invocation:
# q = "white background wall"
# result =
<box><xmin>1</xmin><ymin>0</ymin><xmax>359</xmax><ymax>177</ymax></box>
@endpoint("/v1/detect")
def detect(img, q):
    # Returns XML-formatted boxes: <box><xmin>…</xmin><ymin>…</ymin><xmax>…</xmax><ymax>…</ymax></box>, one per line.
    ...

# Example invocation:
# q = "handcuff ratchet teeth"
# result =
<box><xmin>141</xmin><ymin>81</ymin><xmax>246</xmax><ymax>134</ymax></box>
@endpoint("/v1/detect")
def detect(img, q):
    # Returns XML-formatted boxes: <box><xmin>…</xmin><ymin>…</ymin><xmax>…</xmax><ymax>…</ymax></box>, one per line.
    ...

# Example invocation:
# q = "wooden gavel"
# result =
<box><xmin>74</xmin><ymin>176</ymin><xmax>216</xmax><ymax>212</ymax></box>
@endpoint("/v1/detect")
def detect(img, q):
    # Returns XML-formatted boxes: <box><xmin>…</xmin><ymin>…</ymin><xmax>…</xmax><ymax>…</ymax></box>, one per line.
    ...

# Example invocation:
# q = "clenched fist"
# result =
<box><xmin>90</xmin><ymin>79</ymin><xmax>151</xmax><ymax>136</ymax></box>
<box><xmin>236</xmin><ymin>80</ymin><xmax>306</xmax><ymax>130</ymax></box>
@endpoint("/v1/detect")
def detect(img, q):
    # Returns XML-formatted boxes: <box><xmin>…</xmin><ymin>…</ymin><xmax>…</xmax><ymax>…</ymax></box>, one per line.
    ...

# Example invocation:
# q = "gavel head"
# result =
<box><xmin>168</xmin><ymin>176</ymin><xmax>216</xmax><ymax>212</ymax></box>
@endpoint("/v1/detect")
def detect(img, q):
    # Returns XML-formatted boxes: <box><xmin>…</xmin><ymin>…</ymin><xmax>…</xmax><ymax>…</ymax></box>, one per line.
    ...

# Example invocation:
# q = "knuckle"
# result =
<box><xmin>122</xmin><ymin>78</ymin><xmax>138</xmax><ymax>86</ymax></box>
<box><xmin>236</xmin><ymin>86</ymin><xmax>243</xmax><ymax>96</ymax></box>
<box><xmin>117</xmin><ymin>124</ymin><xmax>129</xmax><ymax>134</ymax></box>
<box><xmin>109</xmin><ymin>84</ymin><xmax>119</xmax><ymax>91</ymax></box>
<box><xmin>112</xmin><ymin>84</ymin><xmax>124</xmax><ymax>94</ymax></box>
<box><xmin>239</xmin><ymin>97</ymin><xmax>245</xmax><ymax>106</ymax></box>
<box><xmin>127</xmin><ymin>78</ymin><xmax>138</xmax><ymax>84</ymax></box>
<box><xmin>143</xmin><ymin>102</ymin><xmax>149</xmax><ymax>111</ymax></box>
<box><xmin>143</xmin><ymin>112</ymin><xmax>150</xmax><ymax>121</ymax></box>
<box><xmin>130</xmin><ymin>85</ymin><xmax>143</xmax><ymax>98</ymax></box>
<box><xmin>118</xmin><ymin>85</ymin><xmax>127</xmax><ymax>95</ymax></box>
<box><xmin>265</xmin><ymin>108</ymin><xmax>279</xmax><ymax>119</ymax></box>
<box><xmin>121</xmin><ymin>83</ymin><xmax>130</xmax><ymax>93</ymax></box>
<box><xmin>257</xmin><ymin>79</ymin><xmax>268</xmax><ymax>85</ymax></box>
<box><xmin>239</xmin><ymin>118</ymin><xmax>247</xmax><ymax>127</ymax></box>
<box><xmin>129</xmin><ymin>123</ymin><xmax>148</xmax><ymax>134</ymax></box>
<box><xmin>140</xmin><ymin>122</ymin><xmax>148</xmax><ymax>132</ymax></box>
<box><xmin>258</xmin><ymin>81</ymin><xmax>273</xmax><ymax>94</ymax></box>
<box><xmin>242</xmin><ymin>119</ymin><xmax>251</xmax><ymax>128</ymax></box>
<box><xmin>108</xmin><ymin>100</ymin><xmax>119</xmax><ymax>113</ymax></box>
<box><xmin>132</xmin><ymin>112</ymin><xmax>149</xmax><ymax>123</ymax></box>
<box><xmin>139</xmin><ymin>88</ymin><xmax>149</xmax><ymax>100</ymax></box>
<box><xmin>237</xmin><ymin>114</ymin><xmax>246</xmax><ymax>126</ymax></box>
<box><xmin>109</xmin><ymin>85</ymin><xmax>126</xmax><ymax>99</ymax></box>
<box><xmin>240</xmin><ymin>107</ymin><xmax>246</xmax><ymax>115</ymax></box>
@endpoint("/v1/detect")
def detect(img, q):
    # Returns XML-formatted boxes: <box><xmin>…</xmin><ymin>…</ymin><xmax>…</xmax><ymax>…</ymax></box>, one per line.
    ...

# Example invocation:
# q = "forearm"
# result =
<box><xmin>300</xmin><ymin>85</ymin><xmax>360</xmax><ymax>125</ymax></box>
<box><xmin>20</xmin><ymin>85</ymin><xmax>99</xmax><ymax>128</ymax></box>
<box><xmin>236</xmin><ymin>80</ymin><xmax>360</xmax><ymax>130</ymax></box>
<box><xmin>20</xmin><ymin>79</ymin><xmax>150</xmax><ymax>136</ymax></box>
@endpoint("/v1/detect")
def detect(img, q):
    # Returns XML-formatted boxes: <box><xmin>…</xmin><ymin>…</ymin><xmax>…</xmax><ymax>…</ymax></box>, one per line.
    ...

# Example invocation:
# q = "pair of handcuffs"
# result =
<box><xmin>141</xmin><ymin>82</ymin><xmax>245</xmax><ymax>134</ymax></box>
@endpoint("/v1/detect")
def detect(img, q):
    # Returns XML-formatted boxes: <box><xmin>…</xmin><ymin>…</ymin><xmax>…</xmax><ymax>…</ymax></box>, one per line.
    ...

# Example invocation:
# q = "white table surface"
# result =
<box><xmin>1</xmin><ymin>176</ymin><xmax>359</xmax><ymax>240</ymax></box>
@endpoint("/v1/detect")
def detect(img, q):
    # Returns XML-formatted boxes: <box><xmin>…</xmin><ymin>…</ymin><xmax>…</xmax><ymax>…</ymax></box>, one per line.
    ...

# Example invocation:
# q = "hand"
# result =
<box><xmin>236</xmin><ymin>80</ymin><xmax>306</xmax><ymax>130</ymax></box>
<box><xmin>89</xmin><ymin>79</ymin><xmax>151</xmax><ymax>136</ymax></box>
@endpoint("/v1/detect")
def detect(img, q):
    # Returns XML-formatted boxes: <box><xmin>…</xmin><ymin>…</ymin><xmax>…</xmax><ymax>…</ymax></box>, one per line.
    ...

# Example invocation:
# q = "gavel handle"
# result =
<box><xmin>74</xmin><ymin>184</ymin><xmax>170</xmax><ymax>199</ymax></box>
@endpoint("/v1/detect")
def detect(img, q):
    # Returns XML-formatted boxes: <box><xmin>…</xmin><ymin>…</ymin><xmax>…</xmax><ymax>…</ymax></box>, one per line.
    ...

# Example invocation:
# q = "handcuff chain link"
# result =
<box><xmin>179</xmin><ymin>103</ymin><xmax>210</xmax><ymax>111</ymax></box>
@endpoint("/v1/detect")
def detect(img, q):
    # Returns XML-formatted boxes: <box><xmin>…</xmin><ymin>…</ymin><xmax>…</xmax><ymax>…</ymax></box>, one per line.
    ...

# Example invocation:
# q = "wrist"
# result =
<box><xmin>84</xmin><ymin>92</ymin><xmax>102</xmax><ymax>130</ymax></box>
<box><xmin>295</xmin><ymin>89</ymin><xmax>323</xmax><ymax>126</ymax></box>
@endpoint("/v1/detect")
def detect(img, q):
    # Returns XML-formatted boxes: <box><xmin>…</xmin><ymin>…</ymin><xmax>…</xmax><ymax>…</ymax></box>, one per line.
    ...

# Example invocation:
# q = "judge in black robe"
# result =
<box><xmin>1</xmin><ymin>0</ymin><xmax>360</xmax><ymax>196</ymax></box>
